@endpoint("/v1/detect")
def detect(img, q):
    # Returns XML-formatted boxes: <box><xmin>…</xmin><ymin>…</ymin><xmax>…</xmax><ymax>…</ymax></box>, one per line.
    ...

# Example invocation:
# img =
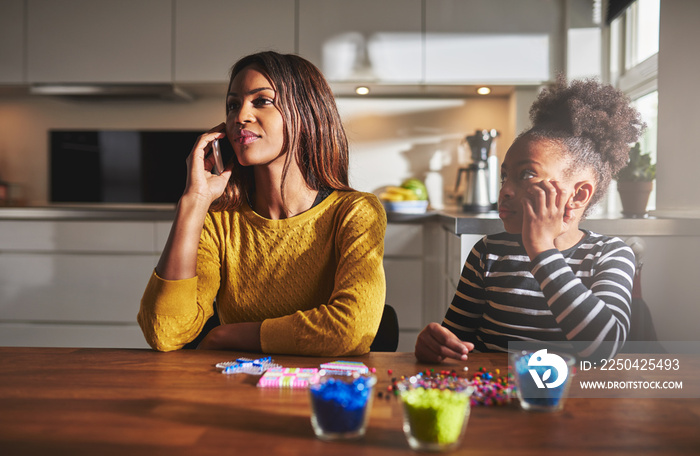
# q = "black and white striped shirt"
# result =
<box><xmin>443</xmin><ymin>230</ymin><xmax>635</xmax><ymax>359</ymax></box>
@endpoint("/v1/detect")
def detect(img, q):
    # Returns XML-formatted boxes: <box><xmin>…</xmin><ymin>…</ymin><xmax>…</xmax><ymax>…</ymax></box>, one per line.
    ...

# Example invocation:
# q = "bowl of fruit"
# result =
<box><xmin>379</xmin><ymin>179</ymin><xmax>429</xmax><ymax>214</ymax></box>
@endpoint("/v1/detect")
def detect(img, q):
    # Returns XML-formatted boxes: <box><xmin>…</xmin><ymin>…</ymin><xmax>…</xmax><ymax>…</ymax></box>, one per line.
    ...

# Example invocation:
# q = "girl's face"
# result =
<box><xmin>498</xmin><ymin>135</ymin><xmax>572</xmax><ymax>233</ymax></box>
<box><xmin>225</xmin><ymin>65</ymin><xmax>285</xmax><ymax>168</ymax></box>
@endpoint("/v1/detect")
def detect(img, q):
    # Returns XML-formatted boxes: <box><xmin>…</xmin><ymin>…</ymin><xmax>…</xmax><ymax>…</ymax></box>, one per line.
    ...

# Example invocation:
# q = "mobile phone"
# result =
<box><xmin>211</xmin><ymin>139</ymin><xmax>224</xmax><ymax>175</ymax></box>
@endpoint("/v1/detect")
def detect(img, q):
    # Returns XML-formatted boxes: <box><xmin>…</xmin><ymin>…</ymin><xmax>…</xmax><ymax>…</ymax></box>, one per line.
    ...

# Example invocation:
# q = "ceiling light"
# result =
<box><xmin>476</xmin><ymin>86</ymin><xmax>491</xmax><ymax>95</ymax></box>
<box><xmin>355</xmin><ymin>86</ymin><xmax>370</xmax><ymax>95</ymax></box>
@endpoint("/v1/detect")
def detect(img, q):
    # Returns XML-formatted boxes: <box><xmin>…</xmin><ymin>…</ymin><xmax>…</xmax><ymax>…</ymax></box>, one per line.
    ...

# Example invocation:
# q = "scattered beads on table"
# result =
<box><xmin>469</xmin><ymin>367</ymin><xmax>513</xmax><ymax>407</ymax></box>
<box><xmin>376</xmin><ymin>367</ymin><xmax>514</xmax><ymax>407</ymax></box>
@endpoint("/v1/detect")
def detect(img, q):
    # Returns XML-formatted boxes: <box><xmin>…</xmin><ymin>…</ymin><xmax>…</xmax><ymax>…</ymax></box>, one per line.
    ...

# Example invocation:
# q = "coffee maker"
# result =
<box><xmin>455</xmin><ymin>129</ymin><xmax>498</xmax><ymax>212</ymax></box>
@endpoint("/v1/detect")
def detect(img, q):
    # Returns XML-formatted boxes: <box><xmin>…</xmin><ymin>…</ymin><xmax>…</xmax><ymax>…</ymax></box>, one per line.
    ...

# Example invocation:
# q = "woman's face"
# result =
<box><xmin>225</xmin><ymin>65</ymin><xmax>285</xmax><ymax>168</ymax></box>
<box><xmin>498</xmin><ymin>135</ymin><xmax>572</xmax><ymax>233</ymax></box>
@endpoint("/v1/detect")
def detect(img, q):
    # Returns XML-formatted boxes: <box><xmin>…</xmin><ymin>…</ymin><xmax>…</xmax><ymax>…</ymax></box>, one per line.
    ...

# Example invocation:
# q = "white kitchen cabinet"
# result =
<box><xmin>298</xmin><ymin>0</ymin><xmax>423</xmax><ymax>83</ymax></box>
<box><xmin>0</xmin><ymin>0</ymin><xmax>25</xmax><ymax>84</ymax></box>
<box><xmin>0</xmin><ymin>220</ymin><xmax>159</xmax><ymax>348</ymax></box>
<box><xmin>174</xmin><ymin>0</ymin><xmax>296</xmax><ymax>83</ymax></box>
<box><xmin>0</xmin><ymin>220</ymin><xmax>155</xmax><ymax>252</ymax></box>
<box><xmin>425</xmin><ymin>0</ymin><xmax>563</xmax><ymax>83</ymax></box>
<box><xmin>155</xmin><ymin>220</ymin><xmax>172</xmax><ymax>252</ymax></box>
<box><xmin>0</xmin><ymin>252</ymin><xmax>156</xmax><ymax>323</ymax></box>
<box><xmin>384</xmin><ymin>258</ymin><xmax>423</xmax><ymax>331</ymax></box>
<box><xmin>442</xmin><ymin>229</ymin><xmax>484</xmax><ymax>320</ymax></box>
<box><xmin>0</xmin><ymin>322</ymin><xmax>148</xmax><ymax>348</ymax></box>
<box><xmin>384</xmin><ymin>222</ymin><xmax>444</xmax><ymax>352</ymax></box>
<box><xmin>26</xmin><ymin>0</ymin><xmax>173</xmax><ymax>83</ymax></box>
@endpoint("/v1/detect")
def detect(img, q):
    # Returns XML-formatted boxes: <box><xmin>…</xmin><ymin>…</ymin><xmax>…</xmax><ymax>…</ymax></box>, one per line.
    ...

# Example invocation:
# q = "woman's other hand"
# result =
<box><xmin>197</xmin><ymin>322</ymin><xmax>262</xmax><ymax>352</ymax></box>
<box><xmin>414</xmin><ymin>322</ymin><xmax>473</xmax><ymax>363</ymax></box>
<box><xmin>184</xmin><ymin>123</ymin><xmax>233</xmax><ymax>204</ymax></box>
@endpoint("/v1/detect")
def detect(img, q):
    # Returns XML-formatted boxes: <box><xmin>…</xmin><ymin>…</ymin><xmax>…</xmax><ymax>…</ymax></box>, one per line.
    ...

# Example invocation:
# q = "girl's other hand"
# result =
<box><xmin>183</xmin><ymin>123</ymin><xmax>233</xmax><ymax>204</ymax></box>
<box><xmin>414</xmin><ymin>322</ymin><xmax>473</xmax><ymax>364</ymax></box>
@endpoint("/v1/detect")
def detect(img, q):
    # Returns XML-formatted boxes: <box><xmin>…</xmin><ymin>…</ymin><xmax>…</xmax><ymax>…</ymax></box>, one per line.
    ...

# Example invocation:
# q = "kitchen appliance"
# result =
<box><xmin>50</xmin><ymin>130</ymin><xmax>233</xmax><ymax>204</ymax></box>
<box><xmin>455</xmin><ymin>129</ymin><xmax>498</xmax><ymax>212</ymax></box>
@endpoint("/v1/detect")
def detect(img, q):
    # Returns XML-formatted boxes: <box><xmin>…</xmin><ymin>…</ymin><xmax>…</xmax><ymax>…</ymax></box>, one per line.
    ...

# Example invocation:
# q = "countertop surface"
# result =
<box><xmin>2</xmin><ymin>204</ymin><xmax>699</xmax><ymax>236</ymax></box>
<box><xmin>388</xmin><ymin>206</ymin><xmax>700</xmax><ymax>236</ymax></box>
<box><xmin>0</xmin><ymin>204</ymin><xmax>178</xmax><ymax>221</ymax></box>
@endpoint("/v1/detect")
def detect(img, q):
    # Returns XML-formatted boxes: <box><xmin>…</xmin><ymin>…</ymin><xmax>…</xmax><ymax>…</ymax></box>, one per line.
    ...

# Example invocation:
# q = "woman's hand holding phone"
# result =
<box><xmin>184</xmin><ymin>123</ymin><xmax>232</xmax><ymax>205</ymax></box>
<box><xmin>157</xmin><ymin>123</ymin><xmax>232</xmax><ymax>280</ymax></box>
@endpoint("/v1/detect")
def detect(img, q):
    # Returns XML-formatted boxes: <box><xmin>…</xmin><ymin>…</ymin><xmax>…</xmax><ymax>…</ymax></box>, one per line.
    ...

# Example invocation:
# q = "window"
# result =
<box><xmin>625</xmin><ymin>0</ymin><xmax>660</xmax><ymax>70</ymax></box>
<box><xmin>607</xmin><ymin>0</ymin><xmax>659</xmax><ymax>213</ymax></box>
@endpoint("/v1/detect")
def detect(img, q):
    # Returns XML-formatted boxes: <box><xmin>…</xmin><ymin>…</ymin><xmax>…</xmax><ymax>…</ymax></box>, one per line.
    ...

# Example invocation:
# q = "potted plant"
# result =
<box><xmin>616</xmin><ymin>142</ymin><xmax>656</xmax><ymax>217</ymax></box>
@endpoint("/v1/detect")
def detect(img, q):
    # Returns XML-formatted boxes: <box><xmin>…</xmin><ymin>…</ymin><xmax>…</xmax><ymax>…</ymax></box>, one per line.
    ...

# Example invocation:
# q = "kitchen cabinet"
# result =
<box><xmin>0</xmin><ymin>218</ymin><xmax>440</xmax><ymax>352</ymax></box>
<box><xmin>174</xmin><ymin>0</ymin><xmax>296</xmax><ymax>83</ymax></box>
<box><xmin>424</xmin><ymin>0</ymin><xmax>563</xmax><ymax>83</ymax></box>
<box><xmin>298</xmin><ymin>0</ymin><xmax>423</xmax><ymax>83</ymax></box>
<box><xmin>443</xmin><ymin>230</ymin><xmax>484</xmax><ymax>314</ymax></box>
<box><xmin>0</xmin><ymin>214</ymin><xmax>475</xmax><ymax>351</ymax></box>
<box><xmin>383</xmin><ymin>223</ymin><xmax>424</xmax><ymax>351</ymax></box>
<box><xmin>13</xmin><ymin>0</ymin><xmax>569</xmax><ymax>89</ymax></box>
<box><xmin>383</xmin><ymin>222</ymin><xmax>449</xmax><ymax>352</ymax></box>
<box><xmin>0</xmin><ymin>0</ymin><xmax>25</xmax><ymax>84</ymax></box>
<box><xmin>26</xmin><ymin>0</ymin><xmax>173</xmax><ymax>84</ymax></box>
<box><xmin>0</xmin><ymin>220</ymin><xmax>158</xmax><ymax>348</ymax></box>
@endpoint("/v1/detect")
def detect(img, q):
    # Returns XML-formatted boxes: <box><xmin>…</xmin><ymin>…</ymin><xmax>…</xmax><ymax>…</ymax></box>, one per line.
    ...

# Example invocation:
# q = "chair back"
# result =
<box><xmin>370</xmin><ymin>304</ymin><xmax>399</xmax><ymax>352</ymax></box>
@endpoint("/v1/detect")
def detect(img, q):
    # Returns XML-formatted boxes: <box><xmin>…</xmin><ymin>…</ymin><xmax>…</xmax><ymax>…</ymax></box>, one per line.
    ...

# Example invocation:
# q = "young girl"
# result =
<box><xmin>138</xmin><ymin>52</ymin><xmax>386</xmax><ymax>356</ymax></box>
<box><xmin>415</xmin><ymin>77</ymin><xmax>645</xmax><ymax>363</ymax></box>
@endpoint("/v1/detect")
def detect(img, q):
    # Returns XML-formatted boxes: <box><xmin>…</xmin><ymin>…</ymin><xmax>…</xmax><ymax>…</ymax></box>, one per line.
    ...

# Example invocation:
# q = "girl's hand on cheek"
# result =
<box><xmin>521</xmin><ymin>180</ymin><xmax>570</xmax><ymax>258</ymax></box>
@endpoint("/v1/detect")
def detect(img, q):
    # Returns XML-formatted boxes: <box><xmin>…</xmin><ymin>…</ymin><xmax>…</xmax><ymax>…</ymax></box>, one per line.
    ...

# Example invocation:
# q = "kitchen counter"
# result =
<box><xmin>0</xmin><ymin>204</ymin><xmax>176</xmax><ymax>221</ymax></box>
<box><xmin>388</xmin><ymin>206</ymin><xmax>700</xmax><ymax>237</ymax></box>
<box><xmin>3</xmin><ymin>204</ymin><xmax>700</xmax><ymax>236</ymax></box>
<box><xmin>438</xmin><ymin>208</ymin><xmax>700</xmax><ymax>237</ymax></box>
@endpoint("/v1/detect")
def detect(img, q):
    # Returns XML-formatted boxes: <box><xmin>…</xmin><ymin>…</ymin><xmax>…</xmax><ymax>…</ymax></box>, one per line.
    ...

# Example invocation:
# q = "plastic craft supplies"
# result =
<box><xmin>257</xmin><ymin>368</ymin><xmax>320</xmax><ymax>389</ymax></box>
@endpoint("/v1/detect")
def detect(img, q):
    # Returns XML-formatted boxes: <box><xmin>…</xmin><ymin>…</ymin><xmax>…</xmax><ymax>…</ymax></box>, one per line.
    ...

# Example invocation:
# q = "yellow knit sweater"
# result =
<box><xmin>137</xmin><ymin>191</ymin><xmax>387</xmax><ymax>356</ymax></box>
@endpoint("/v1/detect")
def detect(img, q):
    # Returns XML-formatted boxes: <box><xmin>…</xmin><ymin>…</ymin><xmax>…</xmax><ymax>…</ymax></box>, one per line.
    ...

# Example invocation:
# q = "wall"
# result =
<box><xmin>633</xmin><ymin>0</ymin><xmax>700</xmax><ymax>344</ymax></box>
<box><xmin>656</xmin><ymin>0</ymin><xmax>700</xmax><ymax>216</ymax></box>
<box><xmin>0</xmin><ymin>94</ymin><xmax>513</xmax><ymax>205</ymax></box>
<box><xmin>0</xmin><ymin>96</ymin><xmax>225</xmax><ymax>204</ymax></box>
<box><xmin>625</xmin><ymin>234</ymin><xmax>699</xmax><ymax>344</ymax></box>
<box><xmin>339</xmin><ymin>97</ymin><xmax>512</xmax><ymax>198</ymax></box>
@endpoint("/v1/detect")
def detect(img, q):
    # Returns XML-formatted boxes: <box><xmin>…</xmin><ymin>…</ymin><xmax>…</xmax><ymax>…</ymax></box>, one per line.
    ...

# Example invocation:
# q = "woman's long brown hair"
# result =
<box><xmin>210</xmin><ymin>51</ymin><xmax>353</xmax><ymax>212</ymax></box>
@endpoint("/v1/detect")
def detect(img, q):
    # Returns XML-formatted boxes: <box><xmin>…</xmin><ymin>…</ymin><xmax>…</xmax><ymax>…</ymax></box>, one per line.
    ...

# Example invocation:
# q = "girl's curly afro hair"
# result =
<box><xmin>524</xmin><ymin>76</ymin><xmax>646</xmax><ymax>212</ymax></box>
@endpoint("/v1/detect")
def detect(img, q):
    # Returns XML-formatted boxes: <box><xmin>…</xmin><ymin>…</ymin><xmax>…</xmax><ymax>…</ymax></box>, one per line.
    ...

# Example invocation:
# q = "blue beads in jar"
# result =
<box><xmin>309</xmin><ymin>372</ymin><xmax>376</xmax><ymax>440</ymax></box>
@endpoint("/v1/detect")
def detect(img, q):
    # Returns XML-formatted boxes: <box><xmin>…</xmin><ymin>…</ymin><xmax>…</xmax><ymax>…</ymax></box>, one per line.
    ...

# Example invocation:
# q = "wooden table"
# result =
<box><xmin>1</xmin><ymin>347</ymin><xmax>698</xmax><ymax>455</ymax></box>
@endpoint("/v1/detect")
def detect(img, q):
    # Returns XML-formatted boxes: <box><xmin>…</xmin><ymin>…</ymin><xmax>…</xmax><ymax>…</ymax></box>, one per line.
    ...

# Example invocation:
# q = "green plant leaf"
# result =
<box><xmin>616</xmin><ymin>143</ymin><xmax>656</xmax><ymax>182</ymax></box>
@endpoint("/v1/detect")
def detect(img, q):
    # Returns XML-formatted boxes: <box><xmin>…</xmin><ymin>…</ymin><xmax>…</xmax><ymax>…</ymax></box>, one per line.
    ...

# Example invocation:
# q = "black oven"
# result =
<box><xmin>49</xmin><ymin>130</ymin><xmax>233</xmax><ymax>204</ymax></box>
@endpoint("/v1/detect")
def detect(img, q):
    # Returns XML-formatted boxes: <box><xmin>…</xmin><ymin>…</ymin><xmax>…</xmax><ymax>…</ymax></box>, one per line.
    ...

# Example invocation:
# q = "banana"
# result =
<box><xmin>380</xmin><ymin>186</ymin><xmax>419</xmax><ymax>201</ymax></box>
<box><xmin>380</xmin><ymin>192</ymin><xmax>404</xmax><ymax>202</ymax></box>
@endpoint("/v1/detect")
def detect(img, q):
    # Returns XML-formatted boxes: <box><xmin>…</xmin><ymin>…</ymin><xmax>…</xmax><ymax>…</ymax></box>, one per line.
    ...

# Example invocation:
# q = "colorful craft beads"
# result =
<box><xmin>469</xmin><ymin>366</ymin><xmax>514</xmax><ymax>407</ymax></box>
<box><xmin>309</xmin><ymin>373</ymin><xmax>376</xmax><ymax>438</ymax></box>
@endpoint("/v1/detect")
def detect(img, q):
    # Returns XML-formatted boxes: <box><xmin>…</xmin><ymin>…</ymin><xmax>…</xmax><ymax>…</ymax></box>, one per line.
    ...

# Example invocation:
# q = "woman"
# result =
<box><xmin>138</xmin><ymin>52</ymin><xmax>386</xmax><ymax>356</ymax></box>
